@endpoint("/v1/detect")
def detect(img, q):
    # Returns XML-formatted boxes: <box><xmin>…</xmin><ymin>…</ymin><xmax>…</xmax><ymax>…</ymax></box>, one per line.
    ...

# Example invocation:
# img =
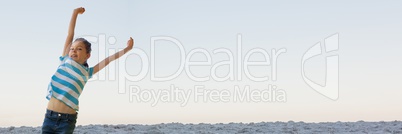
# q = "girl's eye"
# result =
<box><xmin>78</xmin><ymin>48</ymin><xmax>82</xmax><ymax>50</ymax></box>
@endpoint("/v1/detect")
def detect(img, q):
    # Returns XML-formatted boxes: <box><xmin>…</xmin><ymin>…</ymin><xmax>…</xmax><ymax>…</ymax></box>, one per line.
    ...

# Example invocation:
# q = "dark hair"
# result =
<box><xmin>74</xmin><ymin>38</ymin><xmax>92</xmax><ymax>67</ymax></box>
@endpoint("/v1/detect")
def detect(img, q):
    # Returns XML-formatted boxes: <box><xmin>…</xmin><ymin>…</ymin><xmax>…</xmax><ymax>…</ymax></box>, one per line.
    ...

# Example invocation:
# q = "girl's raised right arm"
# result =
<box><xmin>62</xmin><ymin>7</ymin><xmax>85</xmax><ymax>56</ymax></box>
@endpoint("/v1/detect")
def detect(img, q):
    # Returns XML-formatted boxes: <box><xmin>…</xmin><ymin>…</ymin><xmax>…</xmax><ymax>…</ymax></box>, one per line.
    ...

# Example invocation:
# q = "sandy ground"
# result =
<box><xmin>1</xmin><ymin>121</ymin><xmax>401</xmax><ymax>134</ymax></box>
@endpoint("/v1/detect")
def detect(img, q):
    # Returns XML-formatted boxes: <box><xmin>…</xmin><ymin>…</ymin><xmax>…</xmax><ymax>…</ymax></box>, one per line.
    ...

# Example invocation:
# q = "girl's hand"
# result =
<box><xmin>126</xmin><ymin>37</ymin><xmax>134</xmax><ymax>50</ymax></box>
<box><xmin>74</xmin><ymin>7</ymin><xmax>85</xmax><ymax>15</ymax></box>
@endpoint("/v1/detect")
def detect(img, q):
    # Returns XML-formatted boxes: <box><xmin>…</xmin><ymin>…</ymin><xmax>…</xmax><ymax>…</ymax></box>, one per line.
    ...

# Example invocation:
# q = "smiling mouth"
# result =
<box><xmin>70</xmin><ymin>55</ymin><xmax>78</xmax><ymax>58</ymax></box>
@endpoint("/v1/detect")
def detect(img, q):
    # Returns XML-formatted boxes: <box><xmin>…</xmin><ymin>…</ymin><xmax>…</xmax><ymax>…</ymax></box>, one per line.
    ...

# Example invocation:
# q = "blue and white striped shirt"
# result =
<box><xmin>46</xmin><ymin>55</ymin><xmax>94</xmax><ymax>111</ymax></box>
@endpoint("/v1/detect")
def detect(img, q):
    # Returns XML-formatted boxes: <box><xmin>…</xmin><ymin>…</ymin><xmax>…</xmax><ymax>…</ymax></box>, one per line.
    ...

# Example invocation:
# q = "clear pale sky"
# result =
<box><xmin>0</xmin><ymin>0</ymin><xmax>401</xmax><ymax>127</ymax></box>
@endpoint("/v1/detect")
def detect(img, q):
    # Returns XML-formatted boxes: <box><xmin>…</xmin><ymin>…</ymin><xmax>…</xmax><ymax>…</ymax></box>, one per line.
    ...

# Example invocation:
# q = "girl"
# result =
<box><xmin>42</xmin><ymin>7</ymin><xmax>134</xmax><ymax>134</ymax></box>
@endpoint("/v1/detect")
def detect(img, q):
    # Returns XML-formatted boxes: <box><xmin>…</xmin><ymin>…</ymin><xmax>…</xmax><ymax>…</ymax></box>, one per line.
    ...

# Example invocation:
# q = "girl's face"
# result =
<box><xmin>69</xmin><ymin>41</ymin><xmax>90</xmax><ymax>64</ymax></box>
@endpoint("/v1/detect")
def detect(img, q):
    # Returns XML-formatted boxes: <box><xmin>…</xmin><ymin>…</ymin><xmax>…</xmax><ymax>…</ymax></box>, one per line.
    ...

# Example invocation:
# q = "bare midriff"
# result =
<box><xmin>47</xmin><ymin>97</ymin><xmax>77</xmax><ymax>114</ymax></box>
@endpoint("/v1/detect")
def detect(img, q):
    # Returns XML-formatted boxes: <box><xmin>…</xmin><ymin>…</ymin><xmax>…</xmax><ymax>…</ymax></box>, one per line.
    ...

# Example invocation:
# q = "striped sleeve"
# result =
<box><xmin>88</xmin><ymin>67</ymin><xmax>94</xmax><ymax>79</ymax></box>
<box><xmin>59</xmin><ymin>55</ymin><xmax>69</xmax><ymax>64</ymax></box>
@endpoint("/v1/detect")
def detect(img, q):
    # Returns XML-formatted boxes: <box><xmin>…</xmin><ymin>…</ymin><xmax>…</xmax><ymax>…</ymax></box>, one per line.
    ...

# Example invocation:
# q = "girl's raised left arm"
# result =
<box><xmin>92</xmin><ymin>37</ymin><xmax>134</xmax><ymax>75</ymax></box>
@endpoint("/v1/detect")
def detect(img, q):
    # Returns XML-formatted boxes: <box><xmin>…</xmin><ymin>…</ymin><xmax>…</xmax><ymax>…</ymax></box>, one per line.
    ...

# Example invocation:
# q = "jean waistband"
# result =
<box><xmin>46</xmin><ymin>109</ymin><xmax>77</xmax><ymax>119</ymax></box>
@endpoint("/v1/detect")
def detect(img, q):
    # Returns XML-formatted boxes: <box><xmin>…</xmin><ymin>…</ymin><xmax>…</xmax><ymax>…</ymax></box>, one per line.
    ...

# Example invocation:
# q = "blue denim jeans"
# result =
<box><xmin>42</xmin><ymin>109</ymin><xmax>77</xmax><ymax>134</ymax></box>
